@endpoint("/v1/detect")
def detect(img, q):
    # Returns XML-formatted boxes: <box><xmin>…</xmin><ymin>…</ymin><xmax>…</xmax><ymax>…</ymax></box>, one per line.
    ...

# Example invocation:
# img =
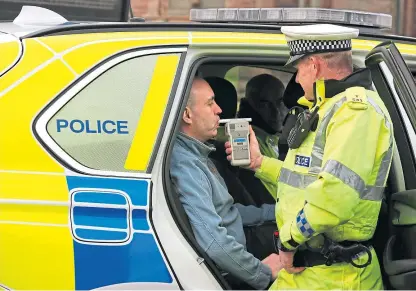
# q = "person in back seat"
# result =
<box><xmin>170</xmin><ymin>77</ymin><xmax>282</xmax><ymax>290</ymax></box>
<box><xmin>239</xmin><ymin>74</ymin><xmax>287</xmax><ymax>141</ymax></box>
<box><xmin>237</xmin><ymin>74</ymin><xmax>287</xmax><ymax>202</ymax></box>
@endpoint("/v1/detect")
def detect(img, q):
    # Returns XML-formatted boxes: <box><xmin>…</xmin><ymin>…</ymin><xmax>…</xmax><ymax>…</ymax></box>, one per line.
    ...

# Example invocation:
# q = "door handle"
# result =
<box><xmin>70</xmin><ymin>189</ymin><xmax>131</xmax><ymax>243</ymax></box>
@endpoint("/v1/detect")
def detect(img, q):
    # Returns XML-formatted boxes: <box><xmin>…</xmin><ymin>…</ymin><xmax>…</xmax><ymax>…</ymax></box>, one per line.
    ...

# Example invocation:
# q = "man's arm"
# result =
<box><xmin>171</xmin><ymin>159</ymin><xmax>272</xmax><ymax>290</ymax></box>
<box><xmin>279</xmin><ymin>102</ymin><xmax>392</xmax><ymax>249</ymax></box>
<box><xmin>234</xmin><ymin>203</ymin><xmax>275</xmax><ymax>226</ymax></box>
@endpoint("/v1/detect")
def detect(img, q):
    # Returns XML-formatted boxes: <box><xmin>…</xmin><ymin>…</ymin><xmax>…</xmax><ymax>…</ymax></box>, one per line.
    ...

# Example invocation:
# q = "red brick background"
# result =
<box><xmin>131</xmin><ymin>0</ymin><xmax>416</xmax><ymax>36</ymax></box>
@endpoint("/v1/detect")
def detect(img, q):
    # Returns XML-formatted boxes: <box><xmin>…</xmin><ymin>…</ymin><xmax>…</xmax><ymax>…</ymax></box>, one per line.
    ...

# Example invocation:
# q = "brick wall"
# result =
<box><xmin>404</xmin><ymin>0</ymin><xmax>416</xmax><ymax>36</ymax></box>
<box><xmin>131</xmin><ymin>0</ymin><xmax>298</xmax><ymax>19</ymax></box>
<box><xmin>329</xmin><ymin>0</ymin><xmax>395</xmax><ymax>14</ymax></box>
<box><xmin>130</xmin><ymin>0</ymin><xmax>411</xmax><ymax>36</ymax></box>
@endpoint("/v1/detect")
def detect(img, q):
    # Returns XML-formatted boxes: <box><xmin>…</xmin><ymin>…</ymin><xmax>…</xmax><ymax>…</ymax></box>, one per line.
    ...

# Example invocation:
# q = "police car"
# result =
<box><xmin>1</xmin><ymin>4</ymin><xmax>416</xmax><ymax>291</ymax></box>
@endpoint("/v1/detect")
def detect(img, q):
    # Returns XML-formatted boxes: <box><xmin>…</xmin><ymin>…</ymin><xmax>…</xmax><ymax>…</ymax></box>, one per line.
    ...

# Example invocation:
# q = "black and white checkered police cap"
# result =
<box><xmin>281</xmin><ymin>24</ymin><xmax>359</xmax><ymax>66</ymax></box>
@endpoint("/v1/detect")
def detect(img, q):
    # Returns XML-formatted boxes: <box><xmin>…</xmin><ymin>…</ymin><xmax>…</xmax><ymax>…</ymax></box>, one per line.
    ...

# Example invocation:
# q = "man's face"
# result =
<box><xmin>184</xmin><ymin>79</ymin><xmax>222</xmax><ymax>142</ymax></box>
<box><xmin>295</xmin><ymin>57</ymin><xmax>318</xmax><ymax>101</ymax></box>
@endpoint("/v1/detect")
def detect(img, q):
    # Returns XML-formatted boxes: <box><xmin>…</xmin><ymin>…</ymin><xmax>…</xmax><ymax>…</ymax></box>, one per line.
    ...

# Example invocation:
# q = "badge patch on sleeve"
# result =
<box><xmin>295</xmin><ymin>155</ymin><xmax>311</xmax><ymax>168</ymax></box>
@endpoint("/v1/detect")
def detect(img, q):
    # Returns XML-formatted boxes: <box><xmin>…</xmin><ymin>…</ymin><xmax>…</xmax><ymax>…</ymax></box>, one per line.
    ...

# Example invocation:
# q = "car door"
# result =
<box><xmin>365</xmin><ymin>41</ymin><xmax>416</xmax><ymax>290</ymax></box>
<box><xmin>31</xmin><ymin>47</ymin><xmax>186</xmax><ymax>290</ymax></box>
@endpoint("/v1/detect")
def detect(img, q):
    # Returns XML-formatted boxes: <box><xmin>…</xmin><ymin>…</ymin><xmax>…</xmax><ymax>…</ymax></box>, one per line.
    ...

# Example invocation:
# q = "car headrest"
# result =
<box><xmin>205</xmin><ymin>77</ymin><xmax>238</xmax><ymax>119</ymax></box>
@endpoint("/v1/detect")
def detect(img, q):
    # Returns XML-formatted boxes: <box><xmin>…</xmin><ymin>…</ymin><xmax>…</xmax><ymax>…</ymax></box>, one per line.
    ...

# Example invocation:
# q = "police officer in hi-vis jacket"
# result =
<box><xmin>226</xmin><ymin>24</ymin><xmax>394</xmax><ymax>290</ymax></box>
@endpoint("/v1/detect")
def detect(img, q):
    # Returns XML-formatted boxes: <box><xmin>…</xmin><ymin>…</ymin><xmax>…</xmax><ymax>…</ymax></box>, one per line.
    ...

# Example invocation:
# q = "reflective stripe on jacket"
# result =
<box><xmin>255</xmin><ymin>69</ymin><xmax>394</xmax><ymax>249</ymax></box>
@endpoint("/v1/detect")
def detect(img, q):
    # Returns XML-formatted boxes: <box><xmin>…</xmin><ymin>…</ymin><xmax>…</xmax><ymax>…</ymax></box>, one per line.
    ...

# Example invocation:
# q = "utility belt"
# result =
<box><xmin>294</xmin><ymin>240</ymin><xmax>373</xmax><ymax>268</ymax></box>
<box><xmin>274</xmin><ymin>232</ymin><xmax>373</xmax><ymax>269</ymax></box>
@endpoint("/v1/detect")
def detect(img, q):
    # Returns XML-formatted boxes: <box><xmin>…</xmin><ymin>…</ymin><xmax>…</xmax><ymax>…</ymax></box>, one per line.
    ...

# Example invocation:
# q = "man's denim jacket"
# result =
<box><xmin>170</xmin><ymin>132</ymin><xmax>275</xmax><ymax>290</ymax></box>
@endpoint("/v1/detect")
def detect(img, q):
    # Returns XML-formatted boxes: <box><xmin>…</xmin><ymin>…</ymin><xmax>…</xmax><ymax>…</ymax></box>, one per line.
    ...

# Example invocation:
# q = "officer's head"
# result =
<box><xmin>294</xmin><ymin>51</ymin><xmax>353</xmax><ymax>101</ymax></box>
<box><xmin>282</xmin><ymin>24</ymin><xmax>358</xmax><ymax>101</ymax></box>
<box><xmin>181</xmin><ymin>77</ymin><xmax>222</xmax><ymax>142</ymax></box>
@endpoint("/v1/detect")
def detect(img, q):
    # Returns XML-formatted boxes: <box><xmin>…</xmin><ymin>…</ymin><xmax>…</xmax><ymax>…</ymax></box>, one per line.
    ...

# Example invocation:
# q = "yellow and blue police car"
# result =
<box><xmin>1</xmin><ymin>4</ymin><xmax>416</xmax><ymax>291</ymax></box>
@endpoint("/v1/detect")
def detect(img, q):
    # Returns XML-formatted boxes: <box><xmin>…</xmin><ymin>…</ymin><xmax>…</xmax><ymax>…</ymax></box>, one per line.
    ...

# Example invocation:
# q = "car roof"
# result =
<box><xmin>3</xmin><ymin>21</ymin><xmax>411</xmax><ymax>45</ymax></box>
<box><xmin>0</xmin><ymin>21</ymin><xmax>58</xmax><ymax>37</ymax></box>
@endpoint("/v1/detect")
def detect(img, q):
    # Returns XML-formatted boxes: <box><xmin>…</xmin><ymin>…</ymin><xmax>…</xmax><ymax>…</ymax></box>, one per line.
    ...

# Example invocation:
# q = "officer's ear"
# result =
<box><xmin>309</xmin><ymin>56</ymin><xmax>320</xmax><ymax>78</ymax></box>
<box><xmin>182</xmin><ymin>106</ymin><xmax>192</xmax><ymax>125</ymax></box>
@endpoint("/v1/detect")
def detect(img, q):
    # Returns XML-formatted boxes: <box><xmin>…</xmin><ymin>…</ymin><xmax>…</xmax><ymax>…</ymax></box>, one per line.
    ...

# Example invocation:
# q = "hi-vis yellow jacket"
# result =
<box><xmin>255</xmin><ymin>69</ymin><xmax>394</xmax><ymax>250</ymax></box>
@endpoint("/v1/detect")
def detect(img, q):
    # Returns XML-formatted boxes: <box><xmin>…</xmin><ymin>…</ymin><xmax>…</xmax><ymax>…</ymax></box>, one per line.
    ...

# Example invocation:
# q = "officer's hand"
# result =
<box><xmin>262</xmin><ymin>253</ymin><xmax>282</xmax><ymax>280</ymax></box>
<box><xmin>225</xmin><ymin>126</ymin><xmax>263</xmax><ymax>171</ymax></box>
<box><xmin>279</xmin><ymin>250</ymin><xmax>305</xmax><ymax>274</ymax></box>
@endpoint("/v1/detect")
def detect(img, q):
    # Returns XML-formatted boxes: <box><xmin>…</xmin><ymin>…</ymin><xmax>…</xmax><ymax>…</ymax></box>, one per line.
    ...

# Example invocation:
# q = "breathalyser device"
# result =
<box><xmin>220</xmin><ymin>118</ymin><xmax>252</xmax><ymax>166</ymax></box>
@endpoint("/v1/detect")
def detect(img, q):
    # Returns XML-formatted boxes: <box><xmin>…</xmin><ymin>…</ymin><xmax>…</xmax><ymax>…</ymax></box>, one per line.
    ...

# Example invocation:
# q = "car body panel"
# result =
<box><xmin>0</xmin><ymin>39</ymin><xmax>56</xmax><ymax>91</ymax></box>
<box><xmin>0</xmin><ymin>34</ymin><xmax>182</xmax><ymax>290</ymax></box>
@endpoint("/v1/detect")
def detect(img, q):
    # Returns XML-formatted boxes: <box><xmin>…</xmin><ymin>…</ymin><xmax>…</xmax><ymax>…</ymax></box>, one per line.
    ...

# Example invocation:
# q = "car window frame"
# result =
<box><xmin>34</xmin><ymin>46</ymin><xmax>187</xmax><ymax>178</ymax></box>
<box><xmin>366</xmin><ymin>41</ymin><xmax>416</xmax><ymax>131</ymax></box>
<box><xmin>365</xmin><ymin>42</ymin><xmax>416</xmax><ymax>189</ymax></box>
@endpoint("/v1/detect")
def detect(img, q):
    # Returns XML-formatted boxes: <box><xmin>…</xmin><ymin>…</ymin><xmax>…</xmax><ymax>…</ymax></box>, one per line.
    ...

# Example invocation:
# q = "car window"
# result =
<box><xmin>46</xmin><ymin>53</ymin><xmax>181</xmax><ymax>174</ymax></box>
<box><xmin>224</xmin><ymin>66</ymin><xmax>293</xmax><ymax>105</ymax></box>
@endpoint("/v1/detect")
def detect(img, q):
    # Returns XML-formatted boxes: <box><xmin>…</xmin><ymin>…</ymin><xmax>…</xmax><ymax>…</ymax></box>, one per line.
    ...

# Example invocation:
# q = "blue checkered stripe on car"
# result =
<box><xmin>296</xmin><ymin>208</ymin><xmax>315</xmax><ymax>238</ymax></box>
